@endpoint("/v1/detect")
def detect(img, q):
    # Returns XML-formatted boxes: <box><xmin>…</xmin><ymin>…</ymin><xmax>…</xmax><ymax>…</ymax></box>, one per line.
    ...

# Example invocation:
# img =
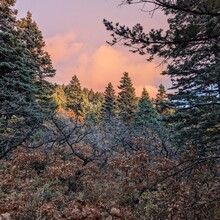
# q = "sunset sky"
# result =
<box><xmin>15</xmin><ymin>0</ymin><xmax>170</xmax><ymax>97</ymax></box>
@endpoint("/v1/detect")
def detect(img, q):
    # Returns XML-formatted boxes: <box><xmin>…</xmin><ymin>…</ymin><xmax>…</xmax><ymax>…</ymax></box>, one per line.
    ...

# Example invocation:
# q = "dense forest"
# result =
<box><xmin>0</xmin><ymin>0</ymin><xmax>220</xmax><ymax>219</ymax></box>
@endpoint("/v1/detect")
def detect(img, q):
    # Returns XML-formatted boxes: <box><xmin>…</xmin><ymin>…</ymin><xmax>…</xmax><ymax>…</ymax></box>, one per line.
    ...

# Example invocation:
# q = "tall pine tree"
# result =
<box><xmin>117</xmin><ymin>72</ymin><xmax>137</xmax><ymax>124</ymax></box>
<box><xmin>104</xmin><ymin>0</ymin><xmax>220</xmax><ymax>152</ymax></box>
<box><xmin>0</xmin><ymin>0</ymin><xmax>55</xmax><ymax>158</ymax></box>
<box><xmin>65</xmin><ymin>75</ymin><xmax>83</xmax><ymax>116</ymax></box>
<box><xmin>17</xmin><ymin>11</ymin><xmax>57</xmax><ymax>114</ymax></box>
<box><xmin>135</xmin><ymin>88</ymin><xmax>157</xmax><ymax>126</ymax></box>
<box><xmin>155</xmin><ymin>84</ymin><xmax>171</xmax><ymax>116</ymax></box>
<box><xmin>101</xmin><ymin>82</ymin><xmax>117</xmax><ymax>121</ymax></box>
<box><xmin>53</xmin><ymin>84</ymin><xmax>67</xmax><ymax>109</ymax></box>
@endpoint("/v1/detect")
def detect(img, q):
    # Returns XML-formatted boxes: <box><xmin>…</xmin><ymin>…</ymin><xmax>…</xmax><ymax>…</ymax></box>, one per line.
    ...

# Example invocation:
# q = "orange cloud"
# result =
<box><xmin>45</xmin><ymin>32</ymin><xmax>170</xmax><ymax>98</ymax></box>
<box><xmin>75</xmin><ymin>45</ymin><xmax>169</xmax><ymax>97</ymax></box>
<box><xmin>45</xmin><ymin>32</ymin><xmax>83</xmax><ymax>64</ymax></box>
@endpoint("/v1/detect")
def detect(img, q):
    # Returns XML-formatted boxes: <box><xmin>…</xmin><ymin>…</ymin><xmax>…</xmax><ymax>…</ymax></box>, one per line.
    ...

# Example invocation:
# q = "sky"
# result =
<box><xmin>15</xmin><ymin>0</ymin><xmax>170</xmax><ymax>97</ymax></box>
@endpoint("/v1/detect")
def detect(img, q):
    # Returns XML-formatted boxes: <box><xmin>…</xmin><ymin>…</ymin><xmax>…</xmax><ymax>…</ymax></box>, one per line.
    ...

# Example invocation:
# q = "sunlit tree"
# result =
<box><xmin>53</xmin><ymin>84</ymin><xmax>67</xmax><ymax>109</ymax></box>
<box><xmin>65</xmin><ymin>75</ymin><xmax>83</xmax><ymax>116</ymax></box>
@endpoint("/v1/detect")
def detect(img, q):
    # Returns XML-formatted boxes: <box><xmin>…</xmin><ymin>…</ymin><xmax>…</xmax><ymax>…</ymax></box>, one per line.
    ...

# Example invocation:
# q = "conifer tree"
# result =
<box><xmin>17</xmin><ymin>12</ymin><xmax>57</xmax><ymax>113</ymax></box>
<box><xmin>86</xmin><ymin>101</ymin><xmax>102</xmax><ymax>123</ymax></box>
<box><xmin>53</xmin><ymin>84</ymin><xmax>67</xmax><ymax>109</ymax></box>
<box><xmin>155</xmin><ymin>84</ymin><xmax>171</xmax><ymax>116</ymax></box>
<box><xmin>117</xmin><ymin>72</ymin><xmax>137</xmax><ymax>124</ymax></box>
<box><xmin>101</xmin><ymin>82</ymin><xmax>117</xmax><ymax>121</ymax></box>
<box><xmin>82</xmin><ymin>88</ymin><xmax>89</xmax><ymax>98</ymax></box>
<box><xmin>65</xmin><ymin>75</ymin><xmax>83</xmax><ymax>116</ymax></box>
<box><xmin>104</xmin><ymin>1</ymin><xmax>220</xmax><ymax>150</ymax></box>
<box><xmin>135</xmin><ymin>88</ymin><xmax>157</xmax><ymax>126</ymax></box>
<box><xmin>0</xmin><ymin>0</ymin><xmax>54</xmax><ymax>158</ymax></box>
<box><xmin>88</xmin><ymin>89</ymin><xmax>95</xmax><ymax>102</ymax></box>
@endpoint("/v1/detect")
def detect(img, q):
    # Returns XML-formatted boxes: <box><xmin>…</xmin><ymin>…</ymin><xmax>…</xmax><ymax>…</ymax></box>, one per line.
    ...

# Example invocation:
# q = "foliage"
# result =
<box><xmin>1</xmin><ymin>135</ymin><xmax>219</xmax><ymax>219</ymax></box>
<box><xmin>65</xmin><ymin>75</ymin><xmax>84</xmax><ymax>116</ymax></box>
<box><xmin>101</xmin><ymin>82</ymin><xmax>117</xmax><ymax>122</ymax></box>
<box><xmin>53</xmin><ymin>84</ymin><xmax>67</xmax><ymax>109</ymax></box>
<box><xmin>117</xmin><ymin>72</ymin><xmax>137</xmax><ymax>124</ymax></box>
<box><xmin>103</xmin><ymin>0</ymin><xmax>220</xmax><ymax>152</ymax></box>
<box><xmin>0</xmin><ymin>0</ymin><xmax>55</xmax><ymax>159</ymax></box>
<box><xmin>101</xmin><ymin>2</ymin><xmax>220</xmax><ymax>218</ymax></box>
<box><xmin>1</xmin><ymin>1</ymin><xmax>220</xmax><ymax>219</ymax></box>
<box><xmin>17</xmin><ymin>11</ymin><xmax>57</xmax><ymax>113</ymax></box>
<box><xmin>155</xmin><ymin>84</ymin><xmax>172</xmax><ymax>117</ymax></box>
<box><xmin>64</xmin><ymin>76</ymin><xmax>104</xmax><ymax>122</ymax></box>
<box><xmin>135</xmin><ymin>87</ymin><xmax>158</xmax><ymax>126</ymax></box>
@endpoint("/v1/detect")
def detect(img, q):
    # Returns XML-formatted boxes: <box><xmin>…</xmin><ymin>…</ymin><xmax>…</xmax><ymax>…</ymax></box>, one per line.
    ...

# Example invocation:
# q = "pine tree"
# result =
<box><xmin>155</xmin><ymin>84</ymin><xmax>171</xmax><ymax>116</ymax></box>
<box><xmin>88</xmin><ymin>89</ymin><xmax>95</xmax><ymax>102</ymax></box>
<box><xmin>65</xmin><ymin>75</ymin><xmax>83</xmax><ymax>116</ymax></box>
<box><xmin>135</xmin><ymin>88</ymin><xmax>157</xmax><ymax>126</ymax></box>
<box><xmin>17</xmin><ymin>11</ymin><xmax>57</xmax><ymax>113</ymax></box>
<box><xmin>53</xmin><ymin>84</ymin><xmax>67</xmax><ymax>109</ymax></box>
<box><xmin>86</xmin><ymin>101</ymin><xmax>102</xmax><ymax>123</ymax></box>
<box><xmin>162</xmin><ymin>4</ymin><xmax>220</xmax><ymax>150</ymax></box>
<box><xmin>104</xmin><ymin>0</ymin><xmax>220</xmax><ymax>151</ymax></box>
<box><xmin>101</xmin><ymin>82</ymin><xmax>117</xmax><ymax>121</ymax></box>
<box><xmin>117</xmin><ymin>72</ymin><xmax>137</xmax><ymax>124</ymax></box>
<box><xmin>82</xmin><ymin>88</ymin><xmax>89</xmax><ymax>98</ymax></box>
<box><xmin>0</xmin><ymin>0</ymin><xmax>49</xmax><ymax>158</ymax></box>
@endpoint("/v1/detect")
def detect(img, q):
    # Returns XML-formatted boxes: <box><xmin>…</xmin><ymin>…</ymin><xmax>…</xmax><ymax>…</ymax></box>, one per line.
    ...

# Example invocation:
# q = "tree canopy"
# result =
<box><xmin>104</xmin><ymin>0</ymin><xmax>220</xmax><ymax>152</ymax></box>
<box><xmin>0</xmin><ymin>0</ymin><xmax>56</xmax><ymax>158</ymax></box>
<box><xmin>117</xmin><ymin>72</ymin><xmax>137</xmax><ymax>124</ymax></box>
<box><xmin>101</xmin><ymin>82</ymin><xmax>117</xmax><ymax>121</ymax></box>
<box><xmin>135</xmin><ymin>88</ymin><xmax>157</xmax><ymax>126</ymax></box>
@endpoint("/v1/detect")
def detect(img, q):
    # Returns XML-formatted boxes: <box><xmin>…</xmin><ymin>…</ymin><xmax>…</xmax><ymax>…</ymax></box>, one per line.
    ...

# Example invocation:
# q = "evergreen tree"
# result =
<box><xmin>65</xmin><ymin>75</ymin><xmax>83</xmax><ymax>116</ymax></box>
<box><xmin>82</xmin><ymin>88</ymin><xmax>89</xmax><ymax>98</ymax></box>
<box><xmin>53</xmin><ymin>84</ymin><xmax>67</xmax><ymax>109</ymax></box>
<box><xmin>88</xmin><ymin>89</ymin><xmax>95</xmax><ymax>102</ymax></box>
<box><xmin>86</xmin><ymin>101</ymin><xmax>102</xmax><ymax>124</ymax></box>
<box><xmin>155</xmin><ymin>84</ymin><xmax>171</xmax><ymax>116</ymax></box>
<box><xmin>135</xmin><ymin>88</ymin><xmax>157</xmax><ymax>126</ymax></box>
<box><xmin>17</xmin><ymin>11</ymin><xmax>57</xmax><ymax>113</ymax></box>
<box><xmin>0</xmin><ymin>0</ymin><xmax>52</xmax><ymax>158</ymax></box>
<box><xmin>117</xmin><ymin>72</ymin><xmax>137</xmax><ymax>124</ymax></box>
<box><xmin>93</xmin><ymin>92</ymin><xmax>104</xmax><ymax>104</ymax></box>
<box><xmin>101</xmin><ymin>82</ymin><xmax>117</xmax><ymax>121</ymax></box>
<box><xmin>104</xmin><ymin>0</ymin><xmax>220</xmax><ymax>152</ymax></box>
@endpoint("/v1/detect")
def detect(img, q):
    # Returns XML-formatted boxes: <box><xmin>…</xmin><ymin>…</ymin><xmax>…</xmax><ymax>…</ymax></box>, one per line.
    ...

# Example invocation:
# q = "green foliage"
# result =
<box><xmin>135</xmin><ymin>88</ymin><xmax>158</xmax><ymax>126</ymax></box>
<box><xmin>65</xmin><ymin>75</ymin><xmax>83</xmax><ymax>116</ymax></box>
<box><xmin>0</xmin><ymin>1</ymin><xmax>38</xmax><ymax>157</ymax></box>
<box><xmin>17</xmin><ymin>11</ymin><xmax>57</xmax><ymax>113</ymax></box>
<box><xmin>155</xmin><ymin>84</ymin><xmax>172</xmax><ymax>117</ymax></box>
<box><xmin>117</xmin><ymin>72</ymin><xmax>137</xmax><ymax>124</ymax></box>
<box><xmin>86</xmin><ymin>101</ymin><xmax>102</xmax><ymax>123</ymax></box>
<box><xmin>85</xmin><ymin>92</ymin><xmax>103</xmax><ymax>123</ymax></box>
<box><xmin>101</xmin><ymin>82</ymin><xmax>117</xmax><ymax>121</ymax></box>
<box><xmin>0</xmin><ymin>1</ymin><xmax>56</xmax><ymax>158</ymax></box>
<box><xmin>88</xmin><ymin>89</ymin><xmax>95</xmax><ymax>102</ymax></box>
<box><xmin>53</xmin><ymin>84</ymin><xmax>67</xmax><ymax>109</ymax></box>
<box><xmin>104</xmin><ymin>0</ymin><xmax>220</xmax><ymax>152</ymax></box>
<box><xmin>164</xmin><ymin>6</ymin><xmax>220</xmax><ymax>150</ymax></box>
<box><xmin>1</xmin><ymin>2</ymin><xmax>220</xmax><ymax>219</ymax></box>
<box><xmin>93</xmin><ymin>92</ymin><xmax>104</xmax><ymax>104</ymax></box>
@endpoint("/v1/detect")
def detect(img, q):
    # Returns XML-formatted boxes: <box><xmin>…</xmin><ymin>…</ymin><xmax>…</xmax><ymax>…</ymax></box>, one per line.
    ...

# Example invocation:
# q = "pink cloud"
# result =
<box><xmin>45</xmin><ymin>32</ymin><xmax>170</xmax><ymax>97</ymax></box>
<box><xmin>75</xmin><ymin>45</ymin><xmax>169</xmax><ymax>97</ymax></box>
<box><xmin>45</xmin><ymin>32</ymin><xmax>83</xmax><ymax>64</ymax></box>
